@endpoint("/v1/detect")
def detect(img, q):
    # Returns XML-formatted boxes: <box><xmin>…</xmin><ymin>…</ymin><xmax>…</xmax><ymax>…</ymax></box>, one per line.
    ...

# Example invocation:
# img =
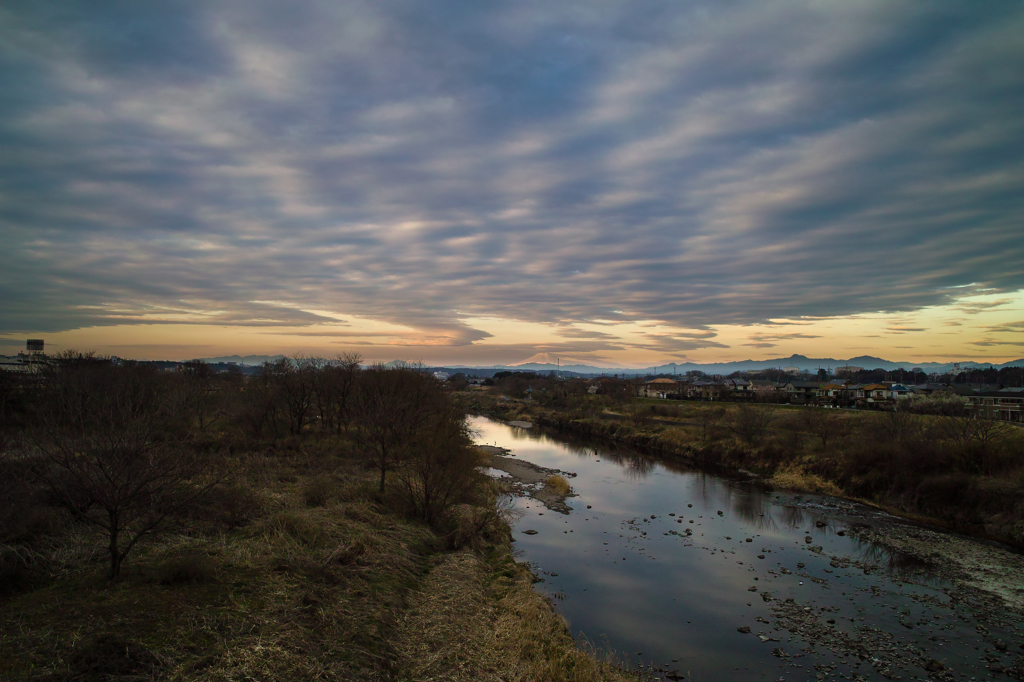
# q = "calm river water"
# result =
<box><xmin>470</xmin><ymin>415</ymin><xmax>1024</xmax><ymax>682</ymax></box>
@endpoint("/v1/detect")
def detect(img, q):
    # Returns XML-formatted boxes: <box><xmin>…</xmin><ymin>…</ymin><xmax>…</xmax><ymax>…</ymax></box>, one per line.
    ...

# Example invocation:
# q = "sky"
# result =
<box><xmin>1</xmin><ymin>1</ymin><xmax>1023</xmax><ymax>368</ymax></box>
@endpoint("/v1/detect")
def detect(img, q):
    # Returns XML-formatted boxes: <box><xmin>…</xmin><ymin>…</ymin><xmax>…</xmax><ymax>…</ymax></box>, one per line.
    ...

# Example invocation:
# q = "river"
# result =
<box><xmin>469</xmin><ymin>415</ymin><xmax>1024</xmax><ymax>681</ymax></box>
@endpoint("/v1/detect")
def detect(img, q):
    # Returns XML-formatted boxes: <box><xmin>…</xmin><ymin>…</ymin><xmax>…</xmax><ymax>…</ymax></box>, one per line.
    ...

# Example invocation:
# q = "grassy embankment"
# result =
<box><xmin>0</xmin><ymin>434</ymin><xmax>635</xmax><ymax>682</ymax></box>
<box><xmin>461</xmin><ymin>391</ymin><xmax>1024</xmax><ymax>547</ymax></box>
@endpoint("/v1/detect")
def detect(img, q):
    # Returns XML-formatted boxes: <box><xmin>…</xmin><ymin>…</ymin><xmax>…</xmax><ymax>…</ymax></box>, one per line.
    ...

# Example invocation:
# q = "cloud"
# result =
<box><xmin>1</xmin><ymin>0</ymin><xmax>1023</xmax><ymax>361</ymax></box>
<box><xmin>954</xmin><ymin>298</ymin><xmax>1015</xmax><ymax>315</ymax></box>
<box><xmin>745</xmin><ymin>332</ymin><xmax>822</xmax><ymax>344</ymax></box>
<box><xmin>970</xmin><ymin>339</ymin><xmax>1024</xmax><ymax>348</ymax></box>
<box><xmin>983</xmin><ymin>320</ymin><xmax>1024</xmax><ymax>334</ymax></box>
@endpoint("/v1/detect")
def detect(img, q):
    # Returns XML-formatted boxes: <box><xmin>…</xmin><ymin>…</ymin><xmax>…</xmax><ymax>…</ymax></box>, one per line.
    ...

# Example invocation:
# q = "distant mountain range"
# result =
<box><xmin>439</xmin><ymin>354</ymin><xmax>1024</xmax><ymax>376</ymax></box>
<box><xmin>198</xmin><ymin>354</ymin><xmax>287</xmax><ymax>365</ymax></box>
<box><xmin>194</xmin><ymin>352</ymin><xmax>1024</xmax><ymax>376</ymax></box>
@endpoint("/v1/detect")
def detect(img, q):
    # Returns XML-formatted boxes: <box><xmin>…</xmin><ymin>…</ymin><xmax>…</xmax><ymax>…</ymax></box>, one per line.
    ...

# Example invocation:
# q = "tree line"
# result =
<box><xmin>0</xmin><ymin>353</ymin><xmax>482</xmax><ymax>579</ymax></box>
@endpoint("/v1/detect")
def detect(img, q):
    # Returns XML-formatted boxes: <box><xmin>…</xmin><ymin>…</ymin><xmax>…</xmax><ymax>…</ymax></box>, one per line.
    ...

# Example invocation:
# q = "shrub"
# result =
<box><xmin>302</xmin><ymin>475</ymin><xmax>337</xmax><ymax>507</ymax></box>
<box><xmin>154</xmin><ymin>553</ymin><xmax>218</xmax><ymax>585</ymax></box>
<box><xmin>546</xmin><ymin>475</ymin><xmax>571</xmax><ymax>496</ymax></box>
<box><xmin>768</xmin><ymin>466</ymin><xmax>842</xmax><ymax>496</ymax></box>
<box><xmin>396</xmin><ymin>405</ymin><xmax>485</xmax><ymax>525</ymax></box>
<box><xmin>184</xmin><ymin>482</ymin><xmax>265</xmax><ymax>532</ymax></box>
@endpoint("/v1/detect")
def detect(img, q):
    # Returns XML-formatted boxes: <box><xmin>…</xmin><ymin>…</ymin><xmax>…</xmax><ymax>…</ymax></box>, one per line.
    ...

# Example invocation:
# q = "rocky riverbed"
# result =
<box><xmin>478</xmin><ymin>445</ymin><xmax>577</xmax><ymax>513</ymax></box>
<box><xmin>472</xmin><ymin>416</ymin><xmax>1024</xmax><ymax>681</ymax></box>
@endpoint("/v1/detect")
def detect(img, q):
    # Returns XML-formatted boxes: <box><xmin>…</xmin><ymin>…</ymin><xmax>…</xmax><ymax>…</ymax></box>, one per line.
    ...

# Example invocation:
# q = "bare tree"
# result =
<box><xmin>695</xmin><ymin>406</ymin><xmax>726</xmax><ymax>443</ymax></box>
<box><xmin>877</xmin><ymin>406</ymin><xmax>921</xmax><ymax>444</ymax></box>
<box><xmin>239</xmin><ymin>361</ymin><xmax>283</xmax><ymax>438</ymax></box>
<box><xmin>313</xmin><ymin>352</ymin><xmax>362</xmax><ymax>434</ymax></box>
<box><xmin>278</xmin><ymin>356</ymin><xmax>319</xmax><ymax>435</ymax></box>
<box><xmin>802</xmin><ymin>408</ymin><xmax>843</xmax><ymax>449</ymax></box>
<box><xmin>30</xmin><ymin>355</ymin><xmax>223</xmax><ymax>578</ymax></box>
<box><xmin>353</xmin><ymin>365</ymin><xmax>442</xmax><ymax>492</ymax></box>
<box><xmin>731</xmin><ymin>402</ymin><xmax>777</xmax><ymax>447</ymax></box>
<box><xmin>936</xmin><ymin>403</ymin><xmax>1007</xmax><ymax>473</ymax></box>
<box><xmin>625</xmin><ymin>402</ymin><xmax>652</xmax><ymax>428</ymax></box>
<box><xmin>176</xmin><ymin>359</ymin><xmax>225</xmax><ymax>434</ymax></box>
<box><xmin>397</xmin><ymin>402</ymin><xmax>482</xmax><ymax>524</ymax></box>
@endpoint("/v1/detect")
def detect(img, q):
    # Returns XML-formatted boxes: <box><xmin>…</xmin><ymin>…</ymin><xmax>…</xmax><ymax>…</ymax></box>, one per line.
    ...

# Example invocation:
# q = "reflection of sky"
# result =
<box><xmin>471</xmin><ymin>417</ymin><xmax>1011</xmax><ymax>679</ymax></box>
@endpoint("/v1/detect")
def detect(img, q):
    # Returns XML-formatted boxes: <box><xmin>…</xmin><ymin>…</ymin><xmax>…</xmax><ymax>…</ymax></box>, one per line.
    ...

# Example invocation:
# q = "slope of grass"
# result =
<box><xmin>0</xmin><ymin>436</ymin><xmax>636</xmax><ymax>682</ymax></box>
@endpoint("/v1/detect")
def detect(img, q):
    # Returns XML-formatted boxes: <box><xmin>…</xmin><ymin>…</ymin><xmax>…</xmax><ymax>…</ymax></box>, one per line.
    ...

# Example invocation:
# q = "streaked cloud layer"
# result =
<box><xmin>1</xmin><ymin>1</ymin><xmax>1022</xmax><ymax>363</ymax></box>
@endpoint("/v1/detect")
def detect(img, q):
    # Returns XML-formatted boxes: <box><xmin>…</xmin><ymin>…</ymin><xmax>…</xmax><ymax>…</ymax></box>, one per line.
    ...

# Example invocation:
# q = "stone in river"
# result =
<box><xmin>737</xmin><ymin>626</ymin><xmax>751</xmax><ymax>633</ymax></box>
<box><xmin>797</xmin><ymin>562</ymin><xmax>805</xmax><ymax>569</ymax></box>
<box><xmin>522</xmin><ymin>530</ymin><xmax>539</xmax><ymax>535</ymax></box>
<box><xmin>805</xmin><ymin>536</ymin><xmax>813</xmax><ymax>543</ymax></box>
<box><xmin>747</xmin><ymin>586</ymin><xmax>758</xmax><ymax>592</ymax></box>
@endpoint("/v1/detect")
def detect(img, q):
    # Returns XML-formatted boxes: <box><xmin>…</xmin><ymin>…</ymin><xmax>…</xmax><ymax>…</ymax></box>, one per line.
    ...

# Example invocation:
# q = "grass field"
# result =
<box><xmin>0</xmin><ymin>436</ymin><xmax>636</xmax><ymax>682</ymax></box>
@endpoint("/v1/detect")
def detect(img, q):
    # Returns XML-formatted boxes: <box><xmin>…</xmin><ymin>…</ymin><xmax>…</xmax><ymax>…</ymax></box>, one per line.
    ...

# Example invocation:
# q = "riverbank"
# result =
<box><xmin>460</xmin><ymin>392</ymin><xmax>1024</xmax><ymax>550</ymax></box>
<box><xmin>462</xmin><ymin>395</ymin><xmax>1024</xmax><ymax>618</ymax></box>
<box><xmin>0</xmin><ymin>436</ymin><xmax>636</xmax><ymax>682</ymax></box>
<box><xmin>479</xmin><ymin>444</ymin><xmax>577</xmax><ymax>513</ymax></box>
<box><xmin>469</xmin><ymin>414</ymin><xmax>1024</xmax><ymax>680</ymax></box>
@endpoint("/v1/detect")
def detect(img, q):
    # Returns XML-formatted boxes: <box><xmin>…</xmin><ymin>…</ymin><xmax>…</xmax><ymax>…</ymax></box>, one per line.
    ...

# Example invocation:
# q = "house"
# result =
<box><xmin>815</xmin><ymin>383</ymin><xmax>847</xmax><ymax>407</ymax></box>
<box><xmin>688</xmin><ymin>380</ymin><xmax>724</xmax><ymax>401</ymax></box>
<box><xmin>889</xmin><ymin>383</ymin><xmax>915</xmax><ymax>400</ymax></box>
<box><xmin>910</xmin><ymin>383</ymin><xmax>954</xmax><ymax>395</ymax></box>
<box><xmin>859</xmin><ymin>383</ymin><xmax>894</xmax><ymax>409</ymax></box>
<box><xmin>781</xmin><ymin>381</ymin><xmax>819</xmax><ymax>404</ymax></box>
<box><xmin>720</xmin><ymin>374</ymin><xmax>753</xmax><ymax>391</ymax></box>
<box><xmin>966</xmin><ymin>389</ymin><xmax>1024</xmax><ymax>422</ymax></box>
<box><xmin>644</xmin><ymin>378</ymin><xmax>680</xmax><ymax>399</ymax></box>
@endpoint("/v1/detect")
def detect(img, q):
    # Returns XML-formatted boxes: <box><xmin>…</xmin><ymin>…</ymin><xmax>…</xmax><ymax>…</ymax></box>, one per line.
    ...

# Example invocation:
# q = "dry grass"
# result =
<box><xmin>545</xmin><ymin>474</ymin><xmax>572</xmax><ymax>496</ymax></box>
<box><xmin>769</xmin><ymin>464</ymin><xmax>843</xmax><ymax>496</ymax></box>
<box><xmin>0</xmin><ymin>437</ymin><xmax>636</xmax><ymax>682</ymax></box>
<box><xmin>396</xmin><ymin>547</ymin><xmax>636</xmax><ymax>682</ymax></box>
<box><xmin>490</xmin><ymin>554</ymin><xmax>635</xmax><ymax>682</ymax></box>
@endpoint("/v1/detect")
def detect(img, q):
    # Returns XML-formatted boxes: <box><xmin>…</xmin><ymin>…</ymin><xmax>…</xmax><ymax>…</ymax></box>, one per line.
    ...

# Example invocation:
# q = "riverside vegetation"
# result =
<box><xmin>459</xmin><ymin>376</ymin><xmax>1024</xmax><ymax>548</ymax></box>
<box><xmin>0</xmin><ymin>355</ymin><xmax>636</xmax><ymax>682</ymax></box>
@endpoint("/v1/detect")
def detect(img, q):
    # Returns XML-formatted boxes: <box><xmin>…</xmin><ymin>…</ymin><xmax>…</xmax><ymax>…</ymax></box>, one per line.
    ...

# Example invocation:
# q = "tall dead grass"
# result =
<box><xmin>545</xmin><ymin>474</ymin><xmax>572</xmax><ymax>496</ymax></box>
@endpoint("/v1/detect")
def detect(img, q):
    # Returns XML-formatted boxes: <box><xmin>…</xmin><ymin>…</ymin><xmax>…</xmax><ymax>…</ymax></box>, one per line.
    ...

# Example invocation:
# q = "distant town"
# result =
<box><xmin>3</xmin><ymin>340</ymin><xmax>1021</xmax><ymax>423</ymax></box>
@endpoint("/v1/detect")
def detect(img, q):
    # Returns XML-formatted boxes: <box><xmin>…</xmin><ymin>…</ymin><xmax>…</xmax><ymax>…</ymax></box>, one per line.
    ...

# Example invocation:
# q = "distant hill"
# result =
<box><xmin>437</xmin><ymin>354</ymin><xmax>1024</xmax><ymax>376</ymax></box>
<box><xmin>186</xmin><ymin>352</ymin><xmax>1023</xmax><ymax>375</ymax></box>
<box><xmin>197</xmin><ymin>354</ymin><xmax>287</xmax><ymax>365</ymax></box>
<box><xmin>635</xmin><ymin>354</ymin><xmax>1024</xmax><ymax>375</ymax></box>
